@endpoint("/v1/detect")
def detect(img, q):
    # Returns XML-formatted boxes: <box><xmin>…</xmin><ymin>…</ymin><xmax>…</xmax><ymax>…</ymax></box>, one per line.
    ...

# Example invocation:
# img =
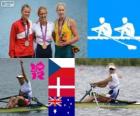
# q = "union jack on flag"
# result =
<box><xmin>48</xmin><ymin>97</ymin><xmax>62</xmax><ymax>107</ymax></box>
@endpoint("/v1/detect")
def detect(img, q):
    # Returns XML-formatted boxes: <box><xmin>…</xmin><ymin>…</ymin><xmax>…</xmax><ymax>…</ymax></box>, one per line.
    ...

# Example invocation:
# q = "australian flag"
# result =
<box><xmin>49</xmin><ymin>97</ymin><xmax>74</xmax><ymax>116</ymax></box>
<box><xmin>48</xmin><ymin>59</ymin><xmax>75</xmax><ymax>116</ymax></box>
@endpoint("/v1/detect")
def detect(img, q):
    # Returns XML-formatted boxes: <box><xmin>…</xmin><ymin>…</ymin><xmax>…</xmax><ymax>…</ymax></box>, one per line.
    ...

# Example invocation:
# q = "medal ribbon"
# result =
<box><xmin>58</xmin><ymin>17</ymin><xmax>66</xmax><ymax>40</ymax></box>
<box><xmin>23</xmin><ymin>21</ymin><xmax>29</xmax><ymax>40</ymax></box>
<box><xmin>40</xmin><ymin>22</ymin><xmax>47</xmax><ymax>43</ymax></box>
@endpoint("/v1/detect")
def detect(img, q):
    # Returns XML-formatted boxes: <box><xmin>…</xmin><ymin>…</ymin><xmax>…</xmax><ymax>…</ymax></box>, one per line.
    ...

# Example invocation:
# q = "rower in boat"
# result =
<box><xmin>81</xmin><ymin>63</ymin><xmax>121</xmax><ymax>103</ymax></box>
<box><xmin>7</xmin><ymin>60</ymin><xmax>32</xmax><ymax>108</ymax></box>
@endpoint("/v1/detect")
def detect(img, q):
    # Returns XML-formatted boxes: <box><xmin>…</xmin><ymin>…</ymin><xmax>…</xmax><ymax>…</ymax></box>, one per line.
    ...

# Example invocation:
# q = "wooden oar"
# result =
<box><xmin>0</xmin><ymin>95</ymin><xmax>18</xmax><ymax>101</ymax></box>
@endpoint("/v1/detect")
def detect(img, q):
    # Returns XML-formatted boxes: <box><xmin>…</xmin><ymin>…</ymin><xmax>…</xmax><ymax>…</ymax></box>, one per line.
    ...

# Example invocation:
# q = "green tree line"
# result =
<box><xmin>76</xmin><ymin>59</ymin><xmax>140</xmax><ymax>66</ymax></box>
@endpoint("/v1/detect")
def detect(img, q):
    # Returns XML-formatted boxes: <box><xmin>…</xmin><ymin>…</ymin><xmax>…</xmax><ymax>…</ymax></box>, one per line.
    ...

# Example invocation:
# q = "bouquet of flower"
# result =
<box><xmin>72</xmin><ymin>45</ymin><xmax>80</xmax><ymax>53</ymax></box>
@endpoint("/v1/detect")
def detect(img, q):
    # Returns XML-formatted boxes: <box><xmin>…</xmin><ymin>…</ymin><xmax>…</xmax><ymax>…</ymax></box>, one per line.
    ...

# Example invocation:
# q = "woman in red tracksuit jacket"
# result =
<box><xmin>9</xmin><ymin>4</ymin><xmax>34</xmax><ymax>58</ymax></box>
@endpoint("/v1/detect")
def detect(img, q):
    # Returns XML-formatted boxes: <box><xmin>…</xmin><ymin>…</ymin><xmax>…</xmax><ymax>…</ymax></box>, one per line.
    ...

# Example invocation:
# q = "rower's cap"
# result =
<box><xmin>17</xmin><ymin>74</ymin><xmax>24</xmax><ymax>78</ymax></box>
<box><xmin>108</xmin><ymin>63</ymin><xmax>116</xmax><ymax>69</ymax></box>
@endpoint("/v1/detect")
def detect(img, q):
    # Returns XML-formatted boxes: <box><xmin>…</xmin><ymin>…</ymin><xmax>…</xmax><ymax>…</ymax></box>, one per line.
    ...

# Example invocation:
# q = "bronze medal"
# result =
<box><xmin>25</xmin><ymin>40</ymin><xmax>29</xmax><ymax>47</ymax></box>
<box><xmin>42</xmin><ymin>43</ymin><xmax>47</xmax><ymax>49</ymax></box>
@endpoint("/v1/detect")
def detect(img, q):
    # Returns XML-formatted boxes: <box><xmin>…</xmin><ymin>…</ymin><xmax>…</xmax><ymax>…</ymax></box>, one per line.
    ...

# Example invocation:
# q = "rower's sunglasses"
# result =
<box><xmin>109</xmin><ymin>68</ymin><xmax>115</xmax><ymax>70</ymax></box>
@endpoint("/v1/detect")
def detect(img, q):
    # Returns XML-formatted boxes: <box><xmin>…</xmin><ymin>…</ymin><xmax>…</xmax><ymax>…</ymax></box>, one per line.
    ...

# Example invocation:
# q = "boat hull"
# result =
<box><xmin>0</xmin><ymin>106</ymin><xmax>47</xmax><ymax>113</ymax></box>
<box><xmin>75</xmin><ymin>102</ymin><xmax>140</xmax><ymax>109</ymax></box>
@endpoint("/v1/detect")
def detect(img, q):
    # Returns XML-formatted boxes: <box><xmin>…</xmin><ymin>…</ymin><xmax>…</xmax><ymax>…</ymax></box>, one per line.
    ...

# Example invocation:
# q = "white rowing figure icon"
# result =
<box><xmin>91</xmin><ymin>17</ymin><xmax>112</xmax><ymax>38</ymax></box>
<box><xmin>90</xmin><ymin>17</ymin><xmax>138</xmax><ymax>50</ymax></box>
<box><xmin>114</xmin><ymin>17</ymin><xmax>135</xmax><ymax>38</ymax></box>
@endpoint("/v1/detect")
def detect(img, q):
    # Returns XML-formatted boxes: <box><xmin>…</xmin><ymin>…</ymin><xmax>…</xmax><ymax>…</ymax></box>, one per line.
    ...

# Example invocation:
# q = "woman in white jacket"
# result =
<box><xmin>33</xmin><ymin>6</ymin><xmax>54</xmax><ymax>58</ymax></box>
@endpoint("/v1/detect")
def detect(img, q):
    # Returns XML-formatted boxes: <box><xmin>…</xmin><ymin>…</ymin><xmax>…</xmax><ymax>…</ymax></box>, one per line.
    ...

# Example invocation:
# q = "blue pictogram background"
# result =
<box><xmin>88</xmin><ymin>0</ymin><xmax>140</xmax><ymax>58</ymax></box>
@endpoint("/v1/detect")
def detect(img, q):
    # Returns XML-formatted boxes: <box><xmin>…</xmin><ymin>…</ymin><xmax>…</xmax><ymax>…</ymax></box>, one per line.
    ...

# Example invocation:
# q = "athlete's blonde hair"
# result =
<box><xmin>56</xmin><ymin>2</ymin><xmax>66</xmax><ymax>11</ymax></box>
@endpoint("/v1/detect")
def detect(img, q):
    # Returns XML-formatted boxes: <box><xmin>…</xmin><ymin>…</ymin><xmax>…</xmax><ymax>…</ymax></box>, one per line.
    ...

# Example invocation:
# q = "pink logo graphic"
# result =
<box><xmin>30</xmin><ymin>61</ymin><xmax>45</xmax><ymax>80</ymax></box>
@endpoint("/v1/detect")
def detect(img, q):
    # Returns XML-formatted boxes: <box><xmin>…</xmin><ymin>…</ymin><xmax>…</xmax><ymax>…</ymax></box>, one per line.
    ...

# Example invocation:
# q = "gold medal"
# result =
<box><xmin>25</xmin><ymin>40</ymin><xmax>29</xmax><ymax>47</ymax></box>
<box><xmin>42</xmin><ymin>43</ymin><xmax>47</xmax><ymax>49</ymax></box>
